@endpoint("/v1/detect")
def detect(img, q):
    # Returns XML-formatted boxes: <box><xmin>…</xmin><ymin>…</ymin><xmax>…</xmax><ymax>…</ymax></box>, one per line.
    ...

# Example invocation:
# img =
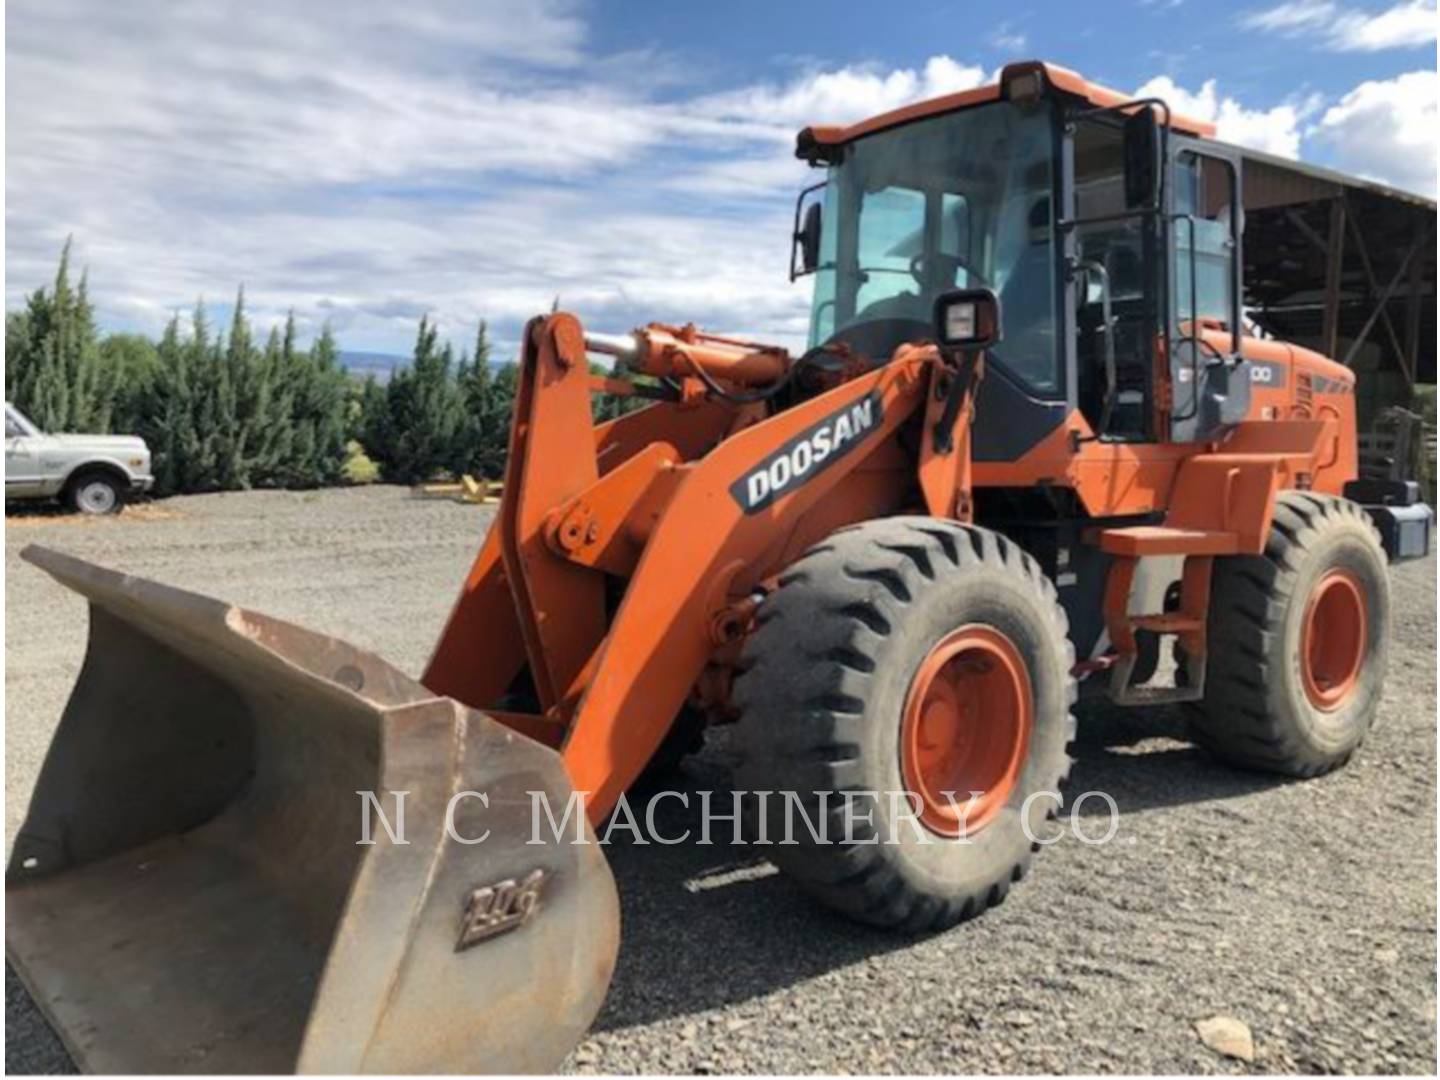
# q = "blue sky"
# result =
<box><xmin>5</xmin><ymin>0</ymin><xmax>1436</xmax><ymax>360</ymax></box>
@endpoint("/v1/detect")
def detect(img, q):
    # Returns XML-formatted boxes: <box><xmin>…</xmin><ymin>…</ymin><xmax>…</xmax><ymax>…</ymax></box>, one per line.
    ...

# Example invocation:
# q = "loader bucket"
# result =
<box><xmin>6</xmin><ymin>546</ymin><xmax>619</xmax><ymax>1074</ymax></box>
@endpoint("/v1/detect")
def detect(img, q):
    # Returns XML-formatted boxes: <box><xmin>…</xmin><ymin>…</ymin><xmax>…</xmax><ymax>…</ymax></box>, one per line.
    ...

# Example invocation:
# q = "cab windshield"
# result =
<box><xmin>807</xmin><ymin>100</ymin><xmax>1059</xmax><ymax>392</ymax></box>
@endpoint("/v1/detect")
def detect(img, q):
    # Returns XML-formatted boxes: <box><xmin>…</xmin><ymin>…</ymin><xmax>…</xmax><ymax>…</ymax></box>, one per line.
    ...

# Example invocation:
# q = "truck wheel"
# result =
<box><xmin>1189</xmin><ymin>492</ymin><xmax>1388</xmax><ymax>776</ymax></box>
<box><xmin>733</xmin><ymin>517</ymin><xmax>1075</xmax><ymax>932</ymax></box>
<box><xmin>67</xmin><ymin>471</ymin><xmax>125</xmax><ymax>516</ymax></box>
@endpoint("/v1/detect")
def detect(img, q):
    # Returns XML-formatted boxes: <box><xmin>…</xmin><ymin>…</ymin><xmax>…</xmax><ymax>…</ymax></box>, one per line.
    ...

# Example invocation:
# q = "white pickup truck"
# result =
<box><xmin>5</xmin><ymin>402</ymin><xmax>154</xmax><ymax>514</ymax></box>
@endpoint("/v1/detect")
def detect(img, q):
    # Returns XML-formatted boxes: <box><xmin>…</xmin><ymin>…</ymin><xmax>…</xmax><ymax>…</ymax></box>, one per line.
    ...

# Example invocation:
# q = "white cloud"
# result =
<box><xmin>1241</xmin><ymin>0</ymin><xmax>1438</xmax><ymax>51</ymax></box>
<box><xmin>665</xmin><ymin>56</ymin><xmax>987</xmax><ymax>198</ymax></box>
<box><xmin>691</xmin><ymin>56</ymin><xmax>987</xmax><ymax>133</ymax></box>
<box><xmin>1244</xmin><ymin>0</ymin><xmax>1347</xmax><ymax>30</ymax></box>
<box><xmin>1134</xmin><ymin>75</ymin><xmax>1318</xmax><ymax>158</ymax></box>
<box><xmin>1308</xmin><ymin>70</ymin><xmax>1438</xmax><ymax>194</ymax></box>
<box><xmin>7</xmin><ymin>1</ymin><xmax>996</xmax><ymax>354</ymax></box>
<box><xmin>988</xmin><ymin>24</ymin><xmax>1029</xmax><ymax>51</ymax></box>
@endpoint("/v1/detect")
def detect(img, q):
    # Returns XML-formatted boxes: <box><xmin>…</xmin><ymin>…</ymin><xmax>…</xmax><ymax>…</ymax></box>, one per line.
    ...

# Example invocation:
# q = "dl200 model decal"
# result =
<box><xmin>731</xmin><ymin>393</ymin><xmax>883</xmax><ymax>513</ymax></box>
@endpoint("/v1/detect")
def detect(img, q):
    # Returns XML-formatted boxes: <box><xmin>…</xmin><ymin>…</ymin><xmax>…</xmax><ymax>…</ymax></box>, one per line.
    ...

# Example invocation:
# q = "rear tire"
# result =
<box><xmin>733</xmin><ymin>517</ymin><xmax>1075</xmax><ymax>932</ymax></box>
<box><xmin>66</xmin><ymin>471</ymin><xmax>125</xmax><ymax>516</ymax></box>
<box><xmin>1189</xmin><ymin>492</ymin><xmax>1389</xmax><ymax>776</ymax></box>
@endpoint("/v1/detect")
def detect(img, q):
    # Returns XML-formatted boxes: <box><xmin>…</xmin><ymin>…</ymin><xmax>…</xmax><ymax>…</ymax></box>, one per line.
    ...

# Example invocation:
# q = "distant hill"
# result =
<box><xmin>338</xmin><ymin>350</ymin><xmax>407</xmax><ymax>383</ymax></box>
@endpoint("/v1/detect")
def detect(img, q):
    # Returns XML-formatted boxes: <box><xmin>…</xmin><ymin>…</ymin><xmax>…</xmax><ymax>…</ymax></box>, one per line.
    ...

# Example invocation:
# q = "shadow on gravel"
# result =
<box><xmin>592</xmin><ymin>752</ymin><xmax>914</xmax><ymax>1034</ymax></box>
<box><xmin>593</xmin><ymin>704</ymin><xmax>1297</xmax><ymax>1034</ymax></box>
<box><xmin>1062</xmin><ymin>696</ymin><xmax>1294</xmax><ymax>816</ymax></box>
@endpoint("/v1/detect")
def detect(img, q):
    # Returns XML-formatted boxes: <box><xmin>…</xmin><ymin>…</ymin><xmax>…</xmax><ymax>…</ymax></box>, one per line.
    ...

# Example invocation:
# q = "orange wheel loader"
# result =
<box><xmin>9</xmin><ymin>60</ymin><xmax>1432</xmax><ymax>1073</ymax></box>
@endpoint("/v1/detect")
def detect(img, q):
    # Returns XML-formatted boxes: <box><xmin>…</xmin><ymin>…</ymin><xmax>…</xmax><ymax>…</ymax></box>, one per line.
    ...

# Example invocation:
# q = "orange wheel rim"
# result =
<box><xmin>901</xmin><ymin>625</ymin><xmax>1032</xmax><ymax>838</ymax></box>
<box><xmin>1300</xmin><ymin>568</ymin><xmax>1367</xmax><ymax>711</ymax></box>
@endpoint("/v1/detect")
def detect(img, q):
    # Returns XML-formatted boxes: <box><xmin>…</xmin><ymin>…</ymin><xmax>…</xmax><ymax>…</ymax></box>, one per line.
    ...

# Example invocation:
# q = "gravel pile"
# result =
<box><xmin>5</xmin><ymin>486</ymin><xmax>1435</xmax><ymax>1073</ymax></box>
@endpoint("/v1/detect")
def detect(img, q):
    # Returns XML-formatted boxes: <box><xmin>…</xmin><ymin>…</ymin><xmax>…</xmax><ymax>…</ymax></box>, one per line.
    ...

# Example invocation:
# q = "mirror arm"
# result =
<box><xmin>1071</xmin><ymin>96</ymin><xmax>1173</xmax><ymax>214</ymax></box>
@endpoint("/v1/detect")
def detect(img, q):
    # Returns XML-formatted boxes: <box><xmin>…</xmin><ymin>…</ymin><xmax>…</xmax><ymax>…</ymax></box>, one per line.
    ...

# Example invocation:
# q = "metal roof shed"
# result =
<box><xmin>1232</xmin><ymin>145</ymin><xmax>1436</xmax><ymax>423</ymax></box>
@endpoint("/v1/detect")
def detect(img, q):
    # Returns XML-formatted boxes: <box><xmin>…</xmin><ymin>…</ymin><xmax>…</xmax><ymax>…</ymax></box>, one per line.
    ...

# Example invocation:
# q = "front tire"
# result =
<box><xmin>1189</xmin><ymin>492</ymin><xmax>1389</xmax><ymax>776</ymax></box>
<box><xmin>66</xmin><ymin>471</ymin><xmax>125</xmax><ymax>516</ymax></box>
<box><xmin>733</xmin><ymin>518</ymin><xmax>1075</xmax><ymax>932</ymax></box>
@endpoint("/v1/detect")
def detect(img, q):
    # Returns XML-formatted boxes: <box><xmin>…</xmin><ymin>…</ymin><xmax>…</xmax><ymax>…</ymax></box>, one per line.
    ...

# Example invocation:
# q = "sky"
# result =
<box><xmin>5</xmin><ymin>0</ymin><xmax>1437</xmax><ymax>360</ymax></box>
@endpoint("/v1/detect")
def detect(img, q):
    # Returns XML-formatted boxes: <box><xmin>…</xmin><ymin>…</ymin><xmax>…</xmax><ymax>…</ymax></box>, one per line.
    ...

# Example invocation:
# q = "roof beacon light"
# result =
<box><xmin>1004</xmin><ymin>69</ymin><xmax>1044</xmax><ymax>103</ymax></box>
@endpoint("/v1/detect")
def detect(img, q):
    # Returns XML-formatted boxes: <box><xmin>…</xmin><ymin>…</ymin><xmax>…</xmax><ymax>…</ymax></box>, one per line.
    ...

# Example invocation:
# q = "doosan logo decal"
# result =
<box><xmin>731</xmin><ymin>394</ymin><xmax>883</xmax><ymax>513</ymax></box>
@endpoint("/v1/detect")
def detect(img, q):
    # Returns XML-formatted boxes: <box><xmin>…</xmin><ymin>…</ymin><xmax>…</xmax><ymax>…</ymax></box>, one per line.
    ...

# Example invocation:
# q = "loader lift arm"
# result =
<box><xmin>423</xmin><ymin>312</ymin><xmax>957</xmax><ymax>820</ymax></box>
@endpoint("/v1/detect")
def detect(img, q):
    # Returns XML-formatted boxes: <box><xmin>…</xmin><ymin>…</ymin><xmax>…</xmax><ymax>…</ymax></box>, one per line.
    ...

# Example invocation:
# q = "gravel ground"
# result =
<box><xmin>5</xmin><ymin>486</ymin><xmax>1436</xmax><ymax>1074</ymax></box>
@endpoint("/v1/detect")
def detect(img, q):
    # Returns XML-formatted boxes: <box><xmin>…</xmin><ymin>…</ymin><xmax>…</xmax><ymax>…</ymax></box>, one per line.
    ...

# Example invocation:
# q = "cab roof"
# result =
<box><xmin>795</xmin><ymin>60</ymin><xmax>1216</xmax><ymax>161</ymax></box>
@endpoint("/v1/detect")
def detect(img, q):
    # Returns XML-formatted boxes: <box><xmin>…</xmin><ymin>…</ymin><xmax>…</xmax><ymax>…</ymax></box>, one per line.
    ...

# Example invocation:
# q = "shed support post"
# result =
<box><xmin>1403</xmin><ymin>224</ymin><xmax>1422</xmax><ymax>396</ymax></box>
<box><xmin>1321</xmin><ymin>198</ymin><xmax>1345</xmax><ymax>362</ymax></box>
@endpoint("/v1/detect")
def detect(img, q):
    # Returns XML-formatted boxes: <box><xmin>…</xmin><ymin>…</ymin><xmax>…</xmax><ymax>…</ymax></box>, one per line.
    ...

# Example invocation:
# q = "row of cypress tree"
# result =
<box><xmin>6</xmin><ymin>244</ymin><xmax>352</xmax><ymax>493</ymax></box>
<box><xmin>6</xmin><ymin>243</ymin><xmax>636</xmax><ymax>495</ymax></box>
<box><xmin>135</xmin><ymin>299</ymin><xmax>350</xmax><ymax>492</ymax></box>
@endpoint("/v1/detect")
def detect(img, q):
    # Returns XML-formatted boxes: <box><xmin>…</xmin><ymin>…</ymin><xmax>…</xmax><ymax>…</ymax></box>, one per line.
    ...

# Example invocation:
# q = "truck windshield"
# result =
<box><xmin>807</xmin><ymin>100</ymin><xmax>1059</xmax><ymax>393</ymax></box>
<box><xmin>5</xmin><ymin>405</ymin><xmax>39</xmax><ymax>438</ymax></box>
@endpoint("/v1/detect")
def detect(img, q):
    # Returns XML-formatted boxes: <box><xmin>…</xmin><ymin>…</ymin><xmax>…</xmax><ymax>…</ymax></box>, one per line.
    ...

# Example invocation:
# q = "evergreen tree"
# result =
<box><xmin>453</xmin><ymin>319</ymin><xmax>513</xmax><ymax>479</ymax></box>
<box><xmin>6</xmin><ymin>240</ymin><xmax>112</xmax><ymax>432</ymax></box>
<box><xmin>355</xmin><ymin>374</ymin><xmax>386</xmax><ymax>445</ymax></box>
<box><xmin>489</xmin><ymin>359</ymin><xmax>520</xmax><ymax>442</ymax></box>
<box><xmin>6</xmin><ymin>309</ymin><xmax>31</xmax><ymax>402</ymax></box>
<box><xmin>135</xmin><ymin>310</ymin><xmax>203</xmax><ymax>494</ymax></box>
<box><xmin>250</xmin><ymin>324</ymin><xmax>292</xmax><ymax>485</ymax></box>
<box><xmin>361</xmin><ymin>316</ymin><xmax>465</xmax><ymax>483</ymax></box>
<box><xmin>296</xmin><ymin>323</ymin><xmax>349</xmax><ymax>487</ymax></box>
<box><xmin>103</xmin><ymin>333</ymin><xmax>161</xmax><ymax>435</ymax></box>
<box><xmin>590</xmin><ymin>361</ymin><xmax>628</xmax><ymax>424</ymax></box>
<box><xmin>182</xmin><ymin>303</ymin><xmax>224</xmax><ymax>491</ymax></box>
<box><xmin>262</xmin><ymin>316</ymin><xmax>348</xmax><ymax>487</ymax></box>
<box><xmin>211</xmin><ymin>289</ymin><xmax>252</xmax><ymax>487</ymax></box>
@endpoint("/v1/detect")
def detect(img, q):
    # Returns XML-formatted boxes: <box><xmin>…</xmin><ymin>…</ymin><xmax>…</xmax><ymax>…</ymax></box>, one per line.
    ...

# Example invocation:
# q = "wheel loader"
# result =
<box><xmin>8</xmin><ymin>60</ymin><xmax>1432</xmax><ymax>1073</ymax></box>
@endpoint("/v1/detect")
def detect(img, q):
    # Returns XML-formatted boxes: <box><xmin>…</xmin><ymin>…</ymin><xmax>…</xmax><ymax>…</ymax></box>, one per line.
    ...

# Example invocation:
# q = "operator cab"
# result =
<box><xmin>792</xmin><ymin>61</ymin><xmax>1249</xmax><ymax>454</ymax></box>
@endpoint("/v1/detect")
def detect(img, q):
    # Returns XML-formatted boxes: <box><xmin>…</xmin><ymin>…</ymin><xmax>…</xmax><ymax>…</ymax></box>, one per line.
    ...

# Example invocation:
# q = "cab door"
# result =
<box><xmin>1067</xmin><ymin>110</ymin><xmax>1165</xmax><ymax>442</ymax></box>
<box><xmin>1167</xmin><ymin>143</ymin><xmax>1249</xmax><ymax>443</ymax></box>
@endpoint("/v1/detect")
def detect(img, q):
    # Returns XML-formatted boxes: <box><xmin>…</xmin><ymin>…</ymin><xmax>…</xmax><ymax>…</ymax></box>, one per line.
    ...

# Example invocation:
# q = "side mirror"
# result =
<box><xmin>1123</xmin><ymin>107</ymin><xmax>1159</xmax><ymax>209</ymax></box>
<box><xmin>790</xmin><ymin>187</ymin><xmax>824</xmax><ymax>280</ymax></box>
<box><xmin>934</xmin><ymin>287</ymin><xmax>1002</xmax><ymax>351</ymax></box>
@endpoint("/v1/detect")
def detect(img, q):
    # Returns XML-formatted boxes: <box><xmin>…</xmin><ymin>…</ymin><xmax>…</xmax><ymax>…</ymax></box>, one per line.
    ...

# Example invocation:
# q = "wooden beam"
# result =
<box><xmin>1284</xmin><ymin>206</ymin><xmax>1330</xmax><ymax>255</ymax></box>
<box><xmin>1321</xmin><ymin>199</ymin><xmax>1346</xmax><ymax>361</ymax></box>
<box><xmin>1343</xmin><ymin>195</ymin><xmax>1410</xmax><ymax>375</ymax></box>
<box><xmin>1342</xmin><ymin>225</ymin><xmax>1429</xmax><ymax>368</ymax></box>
